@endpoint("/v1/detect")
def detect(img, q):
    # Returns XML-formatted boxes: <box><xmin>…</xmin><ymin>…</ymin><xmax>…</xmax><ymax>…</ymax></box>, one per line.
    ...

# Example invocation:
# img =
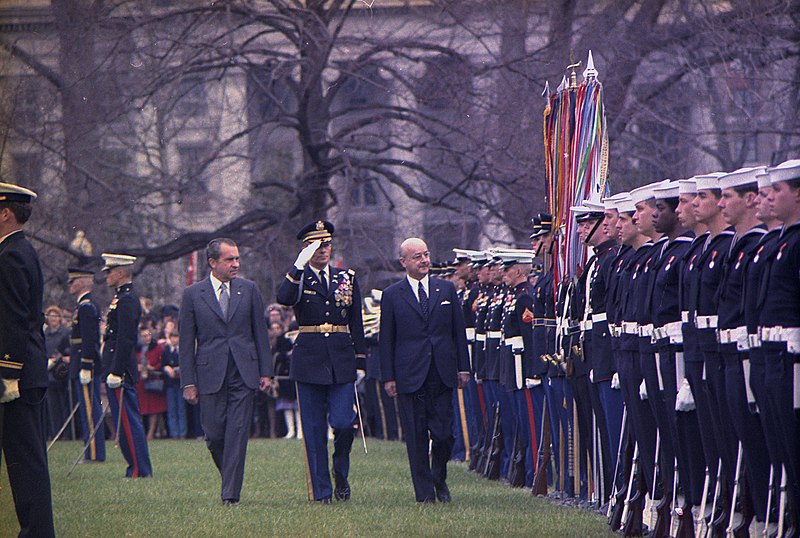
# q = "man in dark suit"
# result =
<box><xmin>0</xmin><ymin>182</ymin><xmax>55</xmax><ymax>537</ymax></box>
<box><xmin>180</xmin><ymin>238</ymin><xmax>273</xmax><ymax>506</ymax></box>
<box><xmin>101</xmin><ymin>253</ymin><xmax>153</xmax><ymax>478</ymax></box>
<box><xmin>380</xmin><ymin>237</ymin><xmax>471</xmax><ymax>503</ymax></box>
<box><xmin>276</xmin><ymin>220</ymin><xmax>367</xmax><ymax>504</ymax></box>
<box><xmin>68</xmin><ymin>266</ymin><xmax>105</xmax><ymax>462</ymax></box>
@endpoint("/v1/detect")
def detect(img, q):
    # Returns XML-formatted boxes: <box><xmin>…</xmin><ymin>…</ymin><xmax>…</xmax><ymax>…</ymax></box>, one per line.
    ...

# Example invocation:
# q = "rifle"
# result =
<box><xmin>621</xmin><ymin>444</ymin><xmax>644</xmax><ymax>536</ymax></box>
<box><xmin>608</xmin><ymin>407</ymin><xmax>628</xmax><ymax>521</ymax></box>
<box><xmin>762</xmin><ymin>465</ymin><xmax>774</xmax><ymax>538</ymax></box>
<box><xmin>646</xmin><ymin>432</ymin><xmax>661</xmax><ymax>532</ymax></box>
<box><xmin>695</xmin><ymin>465</ymin><xmax>712</xmax><ymax>538</ymax></box>
<box><xmin>468</xmin><ymin>382</ymin><xmax>488</xmax><ymax>472</ymax></box>
<box><xmin>474</xmin><ymin>399</ymin><xmax>494</xmax><ymax>474</ymax></box>
<box><xmin>653</xmin><ymin>454</ymin><xmax>674</xmax><ymax>537</ymax></box>
<box><xmin>532</xmin><ymin>396</ymin><xmax>551</xmax><ymax>496</ymax></box>
<box><xmin>776</xmin><ymin>466</ymin><xmax>787</xmax><ymax>538</ymax></box>
<box><xmin>507</xmin><ymin>430</ymin><xmax>526</xmax><ymax>488</ymax></box>
<box><xmin>710</xmin><ymin>458</ymin><xmax>730</xmax><ymax>538</ymax></box>
<box><xmin>483</xmin><ymin>401</ymin><xmax>503</xmax><ymax>480</ymax></box>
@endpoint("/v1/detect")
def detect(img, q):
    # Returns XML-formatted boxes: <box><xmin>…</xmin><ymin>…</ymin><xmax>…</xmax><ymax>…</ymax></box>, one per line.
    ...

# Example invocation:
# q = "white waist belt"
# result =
<box><xmin>695</xmin><ymin>315</ymin><xmax>718</xmax><ymax>329</ymax></box>
<box><xmin>466</xmin><ymin>328</ymin><xmax>476</xmax><ymax>342</ymax></box>
<box><xmin>760</xmin><ymin>326</ymin><xmax>800</xmax><ymax>353</ymax></box>
<box><xmin>580</xmin><ymin>320</ymin><xmax>593</xmax><ymax>331</ymax></box>
<box><xmin>622</xmin><ymin>321</ymin><xmax>638</xmax><ymax>335</ymax></box>
<box><xmin>748</xmin><ymin>333</ymin><xmax>761</xmax><ymax>349</ymax></box>
<box><xmin>476</xmin><ymin>333</ymin><xmax>486</xmax><ymax>342</ymax></box>
<box><xmin>638</xmin><ymin>324</ymin><xmax>654</xmax><ymax>337</ymax></box>
<box><xmin>681</xmin><ymin>311</ymin><xmax>689</xmax><ymax>323</ymax></box>
<box><xmin>665</xmin><ymin>321</ymin><xmax>683</xmax><ymax>344</ymax></box>
<box><xmin>718</xmin><ymin>326</ymin><xmax>749</xmax><ymax>351</ymax></box>
<box><xmin>591</xmin><ymin>312</ymin><xmax>607</xmax><ymax>323</ymax></box>
<box><xmin>487</xmin><ymin>331</ymin><xmax>502</xmax><ymax>339</ymax></box>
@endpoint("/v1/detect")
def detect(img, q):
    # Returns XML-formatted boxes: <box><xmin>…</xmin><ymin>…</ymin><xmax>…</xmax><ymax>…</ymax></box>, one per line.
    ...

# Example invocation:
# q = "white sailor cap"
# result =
<box><xmin>0</xmin><ymin>182</ymin><xmax>37</xmax><ymax>203</ymax></box>
<box><xmin>616</xmin><ymin>196</ymin><xmax>636</xmax><ymax>214</ymax></box>
<box><xmin>101</xmin><ymin>253</ymin><xmax>137</xmax><ymax>272</ymax></box>
<box><xmin>767</xmin><ymin>159</ymin><xmax>800</xmax><ymax>186</ymax></box>
<box><xmin>629</xmin><ymin>179</ymin><xmax>670</xmax><ymax>205</ymax></box>
<box><xmin>653</xmin><ymin>180</ymin><xmax>680</xmax><ymax>200</ymax></box>
<box><xmin>694</xmin><ymin>172</ymin><xmax>726</xmax><ymax>191</ymax></box>
<box><xmin>678</xmin><ymin>179</ymin><xmax>697</xmax><ymax>195</ymax></box>
<box><xmin>602</xmin><ymin>192</ymin><xmax>629</xmax><ymax>211</ymax></box>
<box><xmin>756</xmin><ymin>168</ymin><xmax>772</xmax><ymax>190</ymax></box>
<box><xmin>719</xmin><ymin>166</ymin><xmax>765</xmax><ymax>190</ymax></box>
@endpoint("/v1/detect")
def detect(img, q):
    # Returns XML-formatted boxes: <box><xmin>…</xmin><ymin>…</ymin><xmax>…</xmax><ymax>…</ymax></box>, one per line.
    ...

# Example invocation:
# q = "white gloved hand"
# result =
<box><xmin>639</xmin><ymin>380</ymin><xmax>648</xmax><ymax>400</ymax></box>
<box><xmin>356</xmin><ymin>369</ymin><xmax>366</xmax><ymax>385</ymax></box>
<box><xmin>48</xmin><ymin>358</ymin><xmax>56</xmax><ymax>371</ymax></box>
<box><xmin>611</xmin><ymin>372</ymin><xmax>621</xmax><ymax>390</ymax></box>
<box><xmin>589</xmin><ymin>369</ymin><xmax>594</xmax><ymax>383</ymax></box>
<box><xmin>525</xmin><ymin>377</ymin><xmax>542</xmax><ymax>389</ymax></box>
<box><xmin>106</xmin><ymin>373</ymin><xmax>123</xmax><ymax>389</ymax></box>
<box><xmin>0</xmin><ymin>379</ymin><xmax>20</xmax><ymax>403</ymax></box>
<box><xmin>80</xmin><ymin>369</ymin><xmax>92</xmax><ymax>385</ymax></box>
<box><xmin>294</xmin><ymin>240</ymin><xmax>322</xmax><ymax>269</ymax></box>
<box><xmin>675</xmin><ymin>378</ymin><xmax>696</xmax><ymax>412</ymax></box>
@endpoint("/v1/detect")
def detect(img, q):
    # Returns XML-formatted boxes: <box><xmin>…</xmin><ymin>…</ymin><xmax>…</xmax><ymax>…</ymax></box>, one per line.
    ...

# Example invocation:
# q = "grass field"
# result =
<box><xmin>1</xmin><ymin>438</ymin><xmax>615</xmax><ymax>537</ymax></box>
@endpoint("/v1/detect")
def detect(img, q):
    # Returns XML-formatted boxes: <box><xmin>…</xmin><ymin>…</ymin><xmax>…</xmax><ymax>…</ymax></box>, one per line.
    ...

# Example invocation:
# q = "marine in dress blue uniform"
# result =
<box><xmin>101</xmin><ymin>253</ymin><xmax>153</xmax><ymax>478</ymax></box>
<box><xmin>276</xmin><ymin>221</ymin><xmax>367</xmax><ymax>503</ymax></box>
<box><xmin>67</xmin><ymin>267</ymin><xmax>105</xmax><ymax>462</ymax></box>
<box><xmin>0</xmin><ymin>182</ymin><xmax>55</xmax><ymax>537</ymax></box>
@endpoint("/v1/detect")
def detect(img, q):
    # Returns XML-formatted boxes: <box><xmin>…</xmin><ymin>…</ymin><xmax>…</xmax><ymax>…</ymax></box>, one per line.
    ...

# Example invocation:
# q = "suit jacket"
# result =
<box><xmin>179</xmin><ymin>277</ymin><xmax>273</xmax><ymax>395</ymax></box>
<box><xmin>275</xmin><ymin>265</ymin><xmax>366</xmax><ymax>384</ymax></box>
<box><xmin>0</xmin><ymin>231</ymin><xmax>47</xmax><ymax>389</ymax></box>
<box><xmin>101</xmin><ymin>283</ymin><xmax>141</xmax><ymax>381</ymax></box>
<box><xmin>379</xmin><ymin>276</ymin><xmax>470</xmax><ymax>393</ymax></box>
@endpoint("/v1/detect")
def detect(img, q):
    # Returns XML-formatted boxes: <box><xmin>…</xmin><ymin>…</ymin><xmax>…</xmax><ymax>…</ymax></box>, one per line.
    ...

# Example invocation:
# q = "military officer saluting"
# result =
<box><xmin>67</xmin><ymin>266</ymin><xmax>105</xmax><ymax>462</ymax></box>
<box><xmin>276</xmin><ymin>220</ymin><xmax>367</xmax><ymax>504</ymax></box>
<box><xmin>101</xmin><ymin>253</ymin><xmax>153</xmax><ymax>478</ymax></box>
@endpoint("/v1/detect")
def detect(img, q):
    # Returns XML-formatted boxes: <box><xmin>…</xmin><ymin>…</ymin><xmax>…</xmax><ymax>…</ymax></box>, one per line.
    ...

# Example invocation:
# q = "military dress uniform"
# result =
<box><xmin>101</xmin><ymin>255</ymin><xmax>153</xmax><ymax>478</ymax></box>
<box><xmin>275</xmin><ymin>221</ymin><xmax>367</xmax><ymax>503</ymax></box>
<box><xmin>0</xmin><ymin>183</ymin><xmax>55</xmax><ymax>537</ymax></box>
<box><xmin>68</xmin><ymin>268</ymin><xmax>105</xmax><ymax>462</ymax></box>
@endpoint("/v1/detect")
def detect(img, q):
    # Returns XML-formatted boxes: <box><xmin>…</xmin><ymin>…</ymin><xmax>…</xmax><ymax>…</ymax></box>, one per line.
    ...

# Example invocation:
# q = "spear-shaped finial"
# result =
<box><xmin>582</xmin><ymin>50</ymin><xmax>598</xmax><ymax>80</ymax></box>
<box><xmin>542</xmin><ymin>80</ymin><xmax>551</xmax><ymax>100</ymax></box>
<box><xmin>557</xmin><ymin>75</ymin><xmax>567</xmax><ymax>93</ymax></box>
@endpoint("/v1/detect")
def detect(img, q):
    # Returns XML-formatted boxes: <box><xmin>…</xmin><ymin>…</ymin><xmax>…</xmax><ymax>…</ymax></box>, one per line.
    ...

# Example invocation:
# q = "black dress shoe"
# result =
<box><xmin>316</xmin><ymin>497</ymin><xmax>332</xmax><ymax>504</ymax></box>
<box><xmin>222</xmin><ymin>500</ymin><xmax>239</xmax><ymax>507</ymax></box>
<box><xmin>334</xmin><ymin>473</ymin><xmax>351</xmax><ymax>501</ymax></box>
<box><xmin>435</xmin><ymin>483</ymin><xmax>451</xmax><ymax>503</ymax></box>
<box><xmin>420</xmin><ymin>497</ymin><xmax>436</xmax><ymax>504</ymax></box>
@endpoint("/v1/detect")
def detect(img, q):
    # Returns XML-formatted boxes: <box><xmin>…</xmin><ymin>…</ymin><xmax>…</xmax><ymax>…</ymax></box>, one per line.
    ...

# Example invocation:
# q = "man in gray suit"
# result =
<box><xmin>180</xmin><ymin>238</ymin><xmax>273</xmax><ymax>506</ymax></box>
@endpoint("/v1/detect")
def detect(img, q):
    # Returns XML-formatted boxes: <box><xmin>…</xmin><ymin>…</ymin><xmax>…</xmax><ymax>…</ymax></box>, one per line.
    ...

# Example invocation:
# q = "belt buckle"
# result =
<box><xmin>319</xmin><ymin>322</ymin><xmax>333</xmax><ymax>335</ymax></box>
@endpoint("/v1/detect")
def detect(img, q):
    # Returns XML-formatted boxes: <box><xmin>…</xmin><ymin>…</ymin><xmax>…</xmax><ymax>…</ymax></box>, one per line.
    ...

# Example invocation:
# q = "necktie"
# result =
<box><xmin>219</xmin><ymin>282</ymin><xmax>229</xmax><ymax>318</ymax></box>
<box><xmin>320</xmin><ymin>269</ymin><xmax>328</xmax><ymax>292</ymax></box>
<box><xmin>418</xmin><ymin>282</ymin><xmax>429</xmax><ymax>320</ymax></box>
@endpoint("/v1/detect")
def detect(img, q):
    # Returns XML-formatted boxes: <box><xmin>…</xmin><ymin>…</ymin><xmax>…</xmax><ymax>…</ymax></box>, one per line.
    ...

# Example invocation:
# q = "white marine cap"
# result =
<box><xmin>493</xmin><ymin>248</ymin><xmax>535</xmax><ymax>266</ymax></box>
<box><xmin>0</xmin><ymin>182</ymin><xmax>37</xmax><ymax>203</ymax></box>
<box><xmin>719</xmin><ymin>166</ymin><xmax>766</xmax><ymax>190</ymax></box>
<box><xmin>101</xmin><ymin>253</ymin><xmax>137</xmax><ymax>272</ymax></box>
<box><xmin>767</xmin><ymin>159</ymin><xmax>800</xmax><ymax>186</ymax></box>
<box><xmin>694</xmin><ymin>172</ymin><xmax>726</xmax><ymax>191</ymax></box>
<box><xmin>370</xmin><ymin>289</ymin><xmax>383</xmax><ymax>302</ymax></box>
<box><xmin>678</xmin><ymin>178</ymin><xmax>697</xmax><ymax>195</ymax></box>
<box><xmin>616</xmin><ymin>196</ymin><xmax>636</xmax><ymax>214</ymax></box>
<box><xmin>653</xmin><ymin>180</ymin><xmax>680</xmax><ymax>200</ymax></box>
<box><xmin>629</xmin><ymin>179</ymin><xmax>670</xmax><ymax>205</ymax></box>
<box><xmin>453</xmin><ymin>248</ymin><xmax>482</xmax><ymax>262</ymax></box>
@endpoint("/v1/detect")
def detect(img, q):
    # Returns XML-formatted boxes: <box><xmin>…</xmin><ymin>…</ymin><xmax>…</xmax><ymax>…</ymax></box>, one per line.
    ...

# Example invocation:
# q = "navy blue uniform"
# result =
<box><xmin>276</xmin><ymin>264</ymin><xmax>366</xmax><ymax>502</ymax></box>
<box><xmin>0</xmin><ymin>230</ymin><xmax>55</xmax><ymax>537</ymax></box>
<box><xmin>452</xmin><ymin>284</ymin><xmax>479</xmax><ymax>462</ymax></box>
<box><xmin>70</xmin><ymin>291</ymin><xmax>105</xmax><ymax>461</ymax></box>
<box><xmin>102</xmin><ymin>282</ymin><xmax>153</xmax><ymax>478</ymax></box>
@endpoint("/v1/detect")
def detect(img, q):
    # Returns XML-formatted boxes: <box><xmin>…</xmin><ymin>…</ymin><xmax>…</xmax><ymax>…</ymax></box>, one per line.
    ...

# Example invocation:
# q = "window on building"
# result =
<box><xmin>350</xmin><ymin>177</ymin><xmax>379</xmax><ymax>208</ymax></box>
<box><xmin>177</xmin><ymin>144</ymin><xmax>210</xmax><ymax>212</ymax></box>
<box><xmin>175</xmin><ymin>77</ymin><xmax>208</xmax><ymax>117</ymax></box>
<box><xmin>11</xmin><ymin>152</ymin><xmax>43</xmax><ymax>192</ymax></box>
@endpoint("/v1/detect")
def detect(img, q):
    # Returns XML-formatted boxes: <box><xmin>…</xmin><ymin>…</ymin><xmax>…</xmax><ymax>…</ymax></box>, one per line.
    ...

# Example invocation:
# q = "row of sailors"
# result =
<box><xmin>446</xmin><ymin>158</ymin><xmax>800</xmax><ymax>537</ymax></box>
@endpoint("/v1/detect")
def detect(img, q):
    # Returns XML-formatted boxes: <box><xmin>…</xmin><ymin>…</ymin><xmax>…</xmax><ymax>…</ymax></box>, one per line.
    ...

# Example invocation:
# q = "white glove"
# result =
<box><xmin>106</xmin><ymin>373</ymin><xmax>123</xmax><ymax>389</ymax></box>
<box><xmin>675</xmin><ymin>378</ymin><xmax>696</xmax><ymax>412</ymax></box>
<box><xmin>0</xmin><ymin>379</ymin><xmax>20</xmax><ymax>403</ymax></box>
<box><xmin>639</xmin><ymin>380</ymin><xmax>648</xmax><ymax>400</ymax></box>
<box><xmin>80</xmin><ymin>369</ymin><xmax>92</xmax><ymax>385</ymax></box>
<box><xmin>611</xmin><ymin>372</ymin><xmax>621</xmax><ymax>390</ymax></box>
<box><xmin>294</xmin><ymin>240</ymin><xmax>322</xmax><ymax>269</ymax></box>
<box><xmin>589</xmin><ymin>369</ymin><xmax>594</xmax><ymax>383</ymax></box>
<box><xmin>48</xmin><ymin>358</ymin><xmax>56</xmax><ymax>371</ymax></box>
<box><xmin>525</xmin><ymin>377</ymin><xmax>542</xmax><ymax>389</ymax></box>
<box><xmin>356</xmin><ymin>369</ymin><xmax>366</xmax><ymax>385</ymax></box>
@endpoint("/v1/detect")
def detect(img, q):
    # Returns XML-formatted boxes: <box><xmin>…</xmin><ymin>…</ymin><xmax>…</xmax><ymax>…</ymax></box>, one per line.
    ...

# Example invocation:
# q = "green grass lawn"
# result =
<box><xmin>1</xmin><ymin>438</ymin><xmax>615</xmax><ymax>537</ymax></box>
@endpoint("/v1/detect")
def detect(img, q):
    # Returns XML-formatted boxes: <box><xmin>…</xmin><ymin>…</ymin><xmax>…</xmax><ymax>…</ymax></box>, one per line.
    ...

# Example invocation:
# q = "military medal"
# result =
<box><xmin>754</xmin><ymin>246</ymin><xmax>764</xmax><ymax>264</ymax></box>
<box><xmin>777</xmin><ymin>242</ymin><xmax>787</xmax><ymax>260</ymax></box>
<box><xmin>709</xmin><ymin>250</ymin><xmax>717</xmax><ymax>269</ymax></box>
<box><xmin>735</xmin><ymin>251</ymin><xmax>744</xmax><ymax>270</ymax></box>
<box><xmin>665</xmin><ymin>255</ymin><xmax>675</xmax><ymax>272</ymax></box>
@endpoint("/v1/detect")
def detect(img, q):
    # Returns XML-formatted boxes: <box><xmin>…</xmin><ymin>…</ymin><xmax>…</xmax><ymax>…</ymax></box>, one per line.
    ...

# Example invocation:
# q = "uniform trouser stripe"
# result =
<box><xmin>82</xmin><ymin>383</ymin><xmax>96</xmax><ymax>460</ymax></box>
<box><xmin>117</xmin><ymin>388</ymin><xmax>139</xmax><ymax>478</ymax></box>
<box><xmin>525</xmin><ymin>389</ymin><xmax>539</xmax><ymax>473</ymax></box>
<box><xmin>295</xmin><ymin>383</ymin><xmax>315</xmax><ymax>501</ymax></box>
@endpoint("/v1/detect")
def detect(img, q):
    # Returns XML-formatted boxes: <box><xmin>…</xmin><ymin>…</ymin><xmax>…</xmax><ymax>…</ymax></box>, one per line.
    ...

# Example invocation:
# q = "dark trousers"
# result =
<box><xmin>397</xmin><ymin>365</ymin><xmax>454</xmax><ymax>502</ymax></box>
<box><xmin>640</xmin><ymin>350</ymin><xmax>675</xmax><ymax>498</ymax></box>
<box><xmin>46</xmin><ymin>379</ymin><xmax>71</xmax><ymax>440</ymax></box>
<box><xmin>2</xmin><ymin>388</ymin><xmax>55</xmax><ymax>538</ymax></box>
<box><xmin>165</xmin><ymin>383</ymin><xmax>187</xmax><ymax>439</ymax></box>
<box><xmin>619</xmin><ymin>350</ymin><xmax>657</xmax><ymax>494</ymax></box>
<box><xmin>107</xmin><ymin>379</ymin><xmax>152</xmax><ymax>478</ymax></box>
<box><xmin>198</xmin><ymin>357</ymin><xmax>254</xmax><ymax>501</ymax></box>
<box><xmin>596</xmin><ymin>378</ymin><xmax>624</xmax><ymax>501</ymax></box>
<box><xmin>296</xmin><ymin>380</ymin><xmax>355</xmax><ymax>501</ymax></box>
<box><xmin>703</xmin><ymin>351</ymin><xmax>738</xmax><ymax>502</ymax></box>
<box><xmin>364</xmin><ymin>378</ymin><xmax>398</xmax><ymax>440</ymax></box>
<box><xmin>73</xmin><ymin>377</ymin><xmax>105</xmax><ymax>461</ymax></box>
<box><xmin>721</xmin><ymin>349</ymin><xmax>771</xmax><ymax>521</ymax></box>
<box><xmin>514</xmin><ymin>387</ymin><xmax>541</xmax><ymax>487</ymax></box>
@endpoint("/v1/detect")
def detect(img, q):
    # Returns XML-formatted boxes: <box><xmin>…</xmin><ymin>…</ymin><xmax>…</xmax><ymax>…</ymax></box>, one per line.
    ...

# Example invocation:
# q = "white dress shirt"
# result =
<box><xmin>406</xmin><ymin>274</ymin><xmax>430</xmax><ymax>302</ymax></box>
